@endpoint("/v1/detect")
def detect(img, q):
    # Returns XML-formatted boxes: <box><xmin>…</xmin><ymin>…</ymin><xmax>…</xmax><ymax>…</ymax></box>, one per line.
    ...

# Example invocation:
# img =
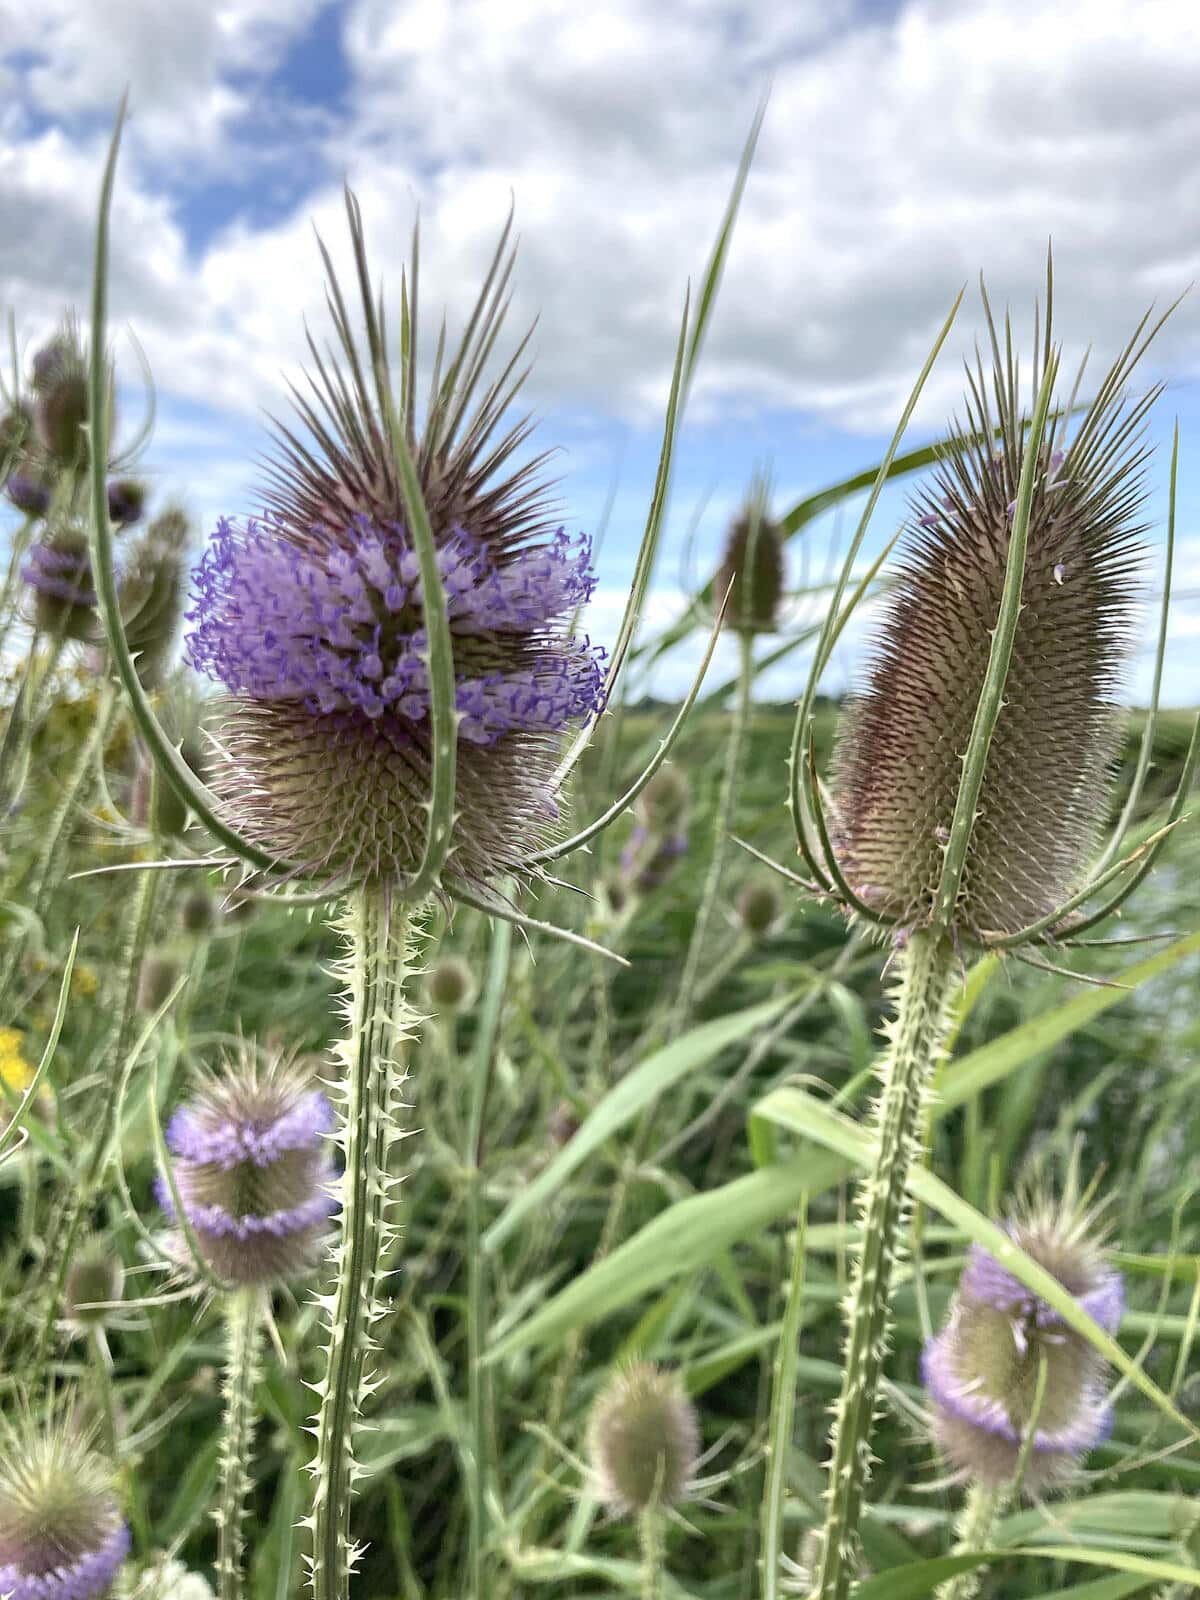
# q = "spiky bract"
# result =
<box><xmin>158</xmin><ymin>1056</ymin><xmax>336</xmax><ymax>1286</ymax></box>
<box><xmin>587</xmin><ymin>1363</ymin><xmax>700</xmax><ymax>1515</ymax></box>
<box><xmin>831</xmin><ymin>298</ymin><xmax>1154</xmax><ymax>940</ymax></box>
<box><xmin>0</xmin><ymin>1414</ymin><xmax>129</xmax><ymax>1599</ymax></box>
<box><xmin>923</xmin><ymin>1194</ymin><xmax>1123</xmax><ymax>1492</ymax></box>
<box><xmin>184</xmin><ymin>202</ymin><xmax>606</xmax><ymax>894</ymax></box>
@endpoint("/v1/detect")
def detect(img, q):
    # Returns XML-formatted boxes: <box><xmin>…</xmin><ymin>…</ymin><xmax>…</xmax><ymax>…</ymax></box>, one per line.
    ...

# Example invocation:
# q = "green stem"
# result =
<box><xmin>309</xmin><ymin>892</ymin><xmax>423</xmax><ymax>1600</ymax></box>
<box><xmin>218</xmin><ymin>1288</ymin><xmax>264</xmax><ymax>1600</ymax></box>
<box><xmin>761</xmin><ymin>1203</ymin><xmax>807</xmax><ymax>1600</ymax></box>
<box><xmin>670</xmin><ymin>629</ymin><xmax>753</xmax><ymax>1035</ymax></box>
<box><xmin>32</xmin><ymin>862</ymin><xmax>161</xmax><ymax>1375</ymax></box>
<box><xmin>639</xmin><ymin>1506</ymin><xmax>664</xmax><ymax>1600</ymax></box>
<box><xmin>88</xmin><ymin>1325</ymin><xmax>119</xmax><ymax>1460</ymax></box>
<box><xmin>811</xmin><ymin>930</ymin><xmax>956</xmax><ymax>1600</ymax></box>
<box><xmin>466</xmin><ymin>913</ymin><xmax>512</xmax><ymax>1596</ymax></box>
<box><xmin>935</xmin><ymin>1483</ymin><xmax>1007</xmax><ymax>1600</ymax></box>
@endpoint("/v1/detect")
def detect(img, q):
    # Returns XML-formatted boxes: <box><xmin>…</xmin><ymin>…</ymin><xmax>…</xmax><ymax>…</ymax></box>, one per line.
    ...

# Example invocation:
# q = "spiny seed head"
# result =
<box><xmin>180</xmin><ymin>890</ymin><xmax>216</xmax><ymax>936</ymax></box>
<box><xmin>831</xmin><ymin>290</ymin><xmax>1153</xmax><ymax>941</ymax></box>
<box><xmin>0</xmin><ymin>1412</ymin><xmax>130</xmax><ymax>1598</ymax></box>
<box><xmin>30</xmin><ymin>326</ymin><xmax>93</xmax><ymax>471</ymax></box>
<box><xmin>923</xmin><ymin>1189</ymin><xmax>1122</xmax><ymax>1492</ymax></box>
<box><xmin>157</xmin><ymin>1053</ymin><xmax>336</xmax><ymax>1286</ymax></box>
<box><xmin>716</xmin><ymin>485</ymin><xmax>785</xmax><ymax>634</ymax></box>
<box><xmin>183</xmin><ymin>200</ymin><xmax>606</xmax><ymax>896</ymax></box>
<box><xmin>137</xmin><ymin>952</ymin><xmax>181</xmax><ymax>1013</ymax></box>
<box><xmin>587</xmin><ymin>1363</ymin><xmax>700</xmax><ymax>1515</ymax></box>
<box><xmin>21</xmin><ymin>525</ymin><xmax>98</xmax><ymax>640</ymax></box>
<box><xmin>64</xmin><ymin>1240</ymin><xmax>123</xmax><ymax>1329</ymax></box>
<box><xmin>736</xmin><ymin>878</ymin><xmax>781</xmax><ymax>938</ymax></box>
<box><xmin>635</xmin><ymin>767</ymin><xmax>689</xmax><ymax>832</ymax></box>
<box><xmin>120</xmin><ymin>508</ymin><xmax>192</xmax><ymax>689</ymax></box>
<box><xmin>426</xmin><ymin>954</ymin><xmax>473</xmax><ymax>1012</ymax></box>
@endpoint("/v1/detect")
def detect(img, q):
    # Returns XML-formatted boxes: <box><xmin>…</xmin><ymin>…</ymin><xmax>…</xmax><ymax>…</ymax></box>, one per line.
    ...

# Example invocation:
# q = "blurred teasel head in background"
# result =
<box><xmin>184</xmin><ymin>196</ymin><xmax>607</xmax><ymax>897</ymax></box>
<box><xmin>0</xmin><ymin>1409</ymin><xmax>130</xmax><ymax>1600</ymax></box>
<box><xmin>64</xmin><ymin>1238</ymin><xmax>124</xmax><ymax>1332</ymax></box>
<box><xmin>716</xmin><ymin>474</ymin><xmax>785</xmax><ymax>634</ymax></box>
<box><xmin>830</xmin><ymin>285</ymin><xmax>1163</xmax><ymax>942</ymax></box>
<box><xmin>923</xmin><ymin>1184</ymin><xmax>1123</xmax><ymax>1492</ymax></box>
<box><xmin>120</xmin><ymin>505</ymin><xmax>192</xmax><ymax>689</ymax></box>
<box><xmin>157</xmin><ymin>1053</ymin><xmax>336</xmax><ymax>1286</ymax></box>
<box><xmin>587</xmin><ymin>1362</ymin><xmax>700</xmax><ymax>1516</ymax></box>
<box><xmin>22</xmin><ymin>524</ymin><xmax>99</xmax><ymax>641</ymax></box>
<box><xmin>426</xmin><ymin>953</ymin><xmax>474</xmax><ymax>1013</ymax></box>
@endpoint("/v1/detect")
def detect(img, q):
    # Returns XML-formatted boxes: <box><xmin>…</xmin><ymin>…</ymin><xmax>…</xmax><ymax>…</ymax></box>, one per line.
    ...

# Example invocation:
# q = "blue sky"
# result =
<box><xmin>2</xmin><ymin>0</ymin><xmax>1199</xmax><ymax>703</ymax></box>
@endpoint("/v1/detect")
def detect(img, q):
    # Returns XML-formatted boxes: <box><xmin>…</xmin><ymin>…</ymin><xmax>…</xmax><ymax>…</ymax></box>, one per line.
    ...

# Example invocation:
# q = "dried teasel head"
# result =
<box><xmin>831</xmin><ymin>287</ymin><xmax>1159</xmax><ymax>942</ymax></box>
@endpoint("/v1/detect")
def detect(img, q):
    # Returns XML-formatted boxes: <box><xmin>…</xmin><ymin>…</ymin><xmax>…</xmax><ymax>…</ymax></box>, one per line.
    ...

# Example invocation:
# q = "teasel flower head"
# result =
<box><xmin>621</xmin><ymin>822</ymin><xmax>688</xmax><ymax>894</ymax></box>
<box><xmin>828</xmin><ymin>288</ymin><xmax>1162</xmax><ymax>944</ymax></box>
<box><xmin>587</xmin><ymin>1363</ymin><xmax>700</xmax><ymax>1516</ymax></box>
<box><xmin>157</xmin><ymin>1055</ymin><xmax>337</xmax><ymax>1286</ymax></box>
<box><xmin>30</xmin><ymin>324</ymin><xmax>94</xmax><ymax>472</ymax></box>
<box><xmin>64</xmin><ymin>1239</ymin><xmax>123</xmax><ymax>1331</ymax></box>
<box><xmin>922</xmin><ymin>1189</ymin><xmax>1123</xmax><ymax>1492</ymax></box>
<box><xmin>736</xmin><ymin>878</ymin><xmax>782</xmax><ymax>938</ymax></box>
<box><xmin>136</xmin><ymin>951</ymin><xmax>181</xmax><ymax>1013</ymax></box>
<box><xmin>715</xmin><ymin>477</ymin><xmax>785</xmax><ymax>635</ymax></box>
<box><xmin>180</xmin><ymin>889</ymin><xmax>216</xmax><ymax>936</ymax></box>
<box><xmin>635</xmin><ymin>767</ymin><xmax>689</xmax><ymax>833</ymax></box>
<box><xmin>21</xmin><ymin>525</ymin><xmax>98</xmax><ymax>640</ymax></box>
<box><xmin>120</xmin><ymin>507</ymin><xmax>191</xmax><ymax>689</ymax></box>
<box><xmin>426</xmin><ymin>954</ymin><xmax>473</xmax><ymax>1013</ymax></box>
<box><xmin>184</xmin><ymin>198</ymin><xmax>606</xmax><ymax>897</ymax></box>
<box><xmin>5</xmin><ymin>469</ymin><xmax>51</xmax><ymax>518</ymax></box>
<box><xmin>0</xmin><ymin>1410</ymin><xmax>130</xmax><ymax>1600</ymax></box>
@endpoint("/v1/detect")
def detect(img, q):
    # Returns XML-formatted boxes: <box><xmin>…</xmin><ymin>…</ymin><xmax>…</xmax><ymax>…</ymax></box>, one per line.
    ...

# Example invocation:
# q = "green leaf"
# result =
<box><xmin>483</xmin><ymin>990</ymin><xmax>802</xmax><ymax>1253</ymax></box>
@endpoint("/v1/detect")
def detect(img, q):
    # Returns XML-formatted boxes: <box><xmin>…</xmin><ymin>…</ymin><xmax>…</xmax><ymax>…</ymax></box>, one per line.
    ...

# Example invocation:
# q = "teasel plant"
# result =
<box><xmin>756</xmin><ymin>264</ymin><xmax>1200</xmax><ymax>1600</ymax></box>
<box><xmin>84</xmin><ymin>100</ymin><xmax>759</xmax><ymax>1596</ymax></box>
<box><xmin>156</xmin><ymin>1053</ymin><xmax>337</xmax><ymax>1600</ymax></box>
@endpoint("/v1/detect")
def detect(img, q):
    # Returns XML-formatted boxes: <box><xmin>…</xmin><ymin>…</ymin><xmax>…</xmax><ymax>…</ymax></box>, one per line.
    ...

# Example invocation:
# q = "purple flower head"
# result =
<box><xmin>182</xmin><ymin>207</ymin><xmax>608</xmax><ymax>894</ymax></box>
<box><xmin>107</xmin><ymin>478</ymin><xmax>146</xmax><ymax>528</ymax></box>
<box><xmin>0</xmin><ymin>1416</ymin><xmax>129</xmax><ymax>1599</ymax></box>
<box><xmin>21</xmin><ymin>530</ymin><xmax>98</xmax><ymax>641</ymax></box>
<box><xmin>158</xmin><ymin>1056</ymin><xmax>336</xmax><ymax>1286</ymax></box>
<box><xmin>923</xmin><ymin>1193</ymin><xmax>1123</xmax><ymax>1492</ymax></box>
<box><xmin>5</xmin><ymin>472</ymin><xmax>51</xmax><ymax>518</ymax></box>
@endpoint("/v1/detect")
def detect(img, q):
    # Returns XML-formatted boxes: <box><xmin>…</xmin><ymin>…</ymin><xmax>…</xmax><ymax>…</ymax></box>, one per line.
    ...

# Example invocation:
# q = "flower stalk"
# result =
<box><xmin>308</xmin><ymin>892</ymin><xmax>422</xmax><ymax>1600</ymax></box>
<box><xmin>218</xmin><ymin>1288</ymin><xmax>264</xmax><ymax>1600</ymax></box>
<box><xmin>810</xmin><ymin>930</ymin><xmax>956</xmax><ymax>1600</ymax></box>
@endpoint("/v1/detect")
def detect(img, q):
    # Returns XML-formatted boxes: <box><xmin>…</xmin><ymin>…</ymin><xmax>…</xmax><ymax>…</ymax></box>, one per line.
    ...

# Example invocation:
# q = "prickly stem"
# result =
<box><xmin>640</xmin><ymin>1505</ymin><xmax>665</xmax><ymax>1600</ymax></box>
<box><xmin>307</xmin><ymin>891</ymin><xmax>424</xmax><ymax>1600</ymax></box>
<box><xmin>811</xmin><ymin>929</ymin><xmax>955</xmax><ymax>1600</ymax></box>
<box><xmin>935</xmin><ymin>1482</ymin><xmax>1007</xmax><ymax>1600</ymax></box>
<box><xmin>218</xmin><ymin>1288</ymin><xmax>264</xmax><ymax>1600</ymax></box>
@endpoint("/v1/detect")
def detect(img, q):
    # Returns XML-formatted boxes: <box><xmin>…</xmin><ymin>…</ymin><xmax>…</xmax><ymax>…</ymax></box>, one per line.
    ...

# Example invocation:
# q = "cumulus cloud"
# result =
<box><xmin>2</xmin><ymin>0</ymin><xmax>1198</xmax><ymax>435</ymax></box>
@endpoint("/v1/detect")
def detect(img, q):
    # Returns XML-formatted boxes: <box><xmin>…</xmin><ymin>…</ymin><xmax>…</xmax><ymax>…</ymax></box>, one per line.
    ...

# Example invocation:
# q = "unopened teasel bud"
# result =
<box><xmin>587</xmin><ymin>1362</ymin><xmax>700</xmax><ymax>1515</ymax></box>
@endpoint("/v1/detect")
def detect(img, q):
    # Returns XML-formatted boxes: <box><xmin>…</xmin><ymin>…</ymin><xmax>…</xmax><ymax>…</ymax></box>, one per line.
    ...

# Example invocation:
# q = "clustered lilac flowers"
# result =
<box><xmin>0</xmin><ymin>1416</ymin><xmax>129</xmax><ymax>1600</ymax></box>
<box><xmin>182</xmin><ymin>210</ymin><xmax>608</xmax><ymax>895</ymax></box>
<box><xmin>158</xmin><ymin>1062</ymin><xmax>336</xmax><ymax>1286</ymax></box>
<box><xmin>923</xmin><ymin>1204</ymin><xmax>1124</xmax><ymax>1491</ymax></box>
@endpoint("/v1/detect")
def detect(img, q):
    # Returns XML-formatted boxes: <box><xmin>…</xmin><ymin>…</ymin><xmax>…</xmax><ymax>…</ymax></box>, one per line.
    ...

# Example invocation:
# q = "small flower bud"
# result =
<box><xmin>427</xmin><ymin>955</ymin><xmax>473</xmax><ymax>1012</ymax></box>
<box><xmin>923</xmin><ymin>1195</ymin><xmax>1123</xmax><ymax>1492</ymax></box>
<box><xmin>0</xmin><ymin>1414</ymin><xmax>130</xmax><ymax>1597</ymax></box>
<box><xmin>736</xmin><ymin>879</ymin><xmax>781</xmax><ymax>938</ymax></box>
<box><xmin>107</xmin><ymin>478</ymin><xmax>146</xmax><ymax>528</ymax></box>
<box><xmin>65</xmin><ymin>1239</ymin><xmax>123</xmax><ymax>1329</ymax></box>
<box><xmin>587</xmin><ymin>1363</ymin><xmax>700</xmax><ymax>1515</ymax></box>
<box><xmin>157</xmin><ymin>1057</ymin><xmax>336</xmax><ymax>1286</ymax></box>
<box><xmin>635</xmin><ymin>768</ymin><xmax>689</xmax><ymax>833</ymax></box>
<box><xmin>180</xmin><ymin>890</ymin><xmax>216</xmax><ymax>936</ymax></box>
<box><xmin>137</xmin><ymin>952</ymin><xmax>181</xmax><ymax>1013</ymax></box>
